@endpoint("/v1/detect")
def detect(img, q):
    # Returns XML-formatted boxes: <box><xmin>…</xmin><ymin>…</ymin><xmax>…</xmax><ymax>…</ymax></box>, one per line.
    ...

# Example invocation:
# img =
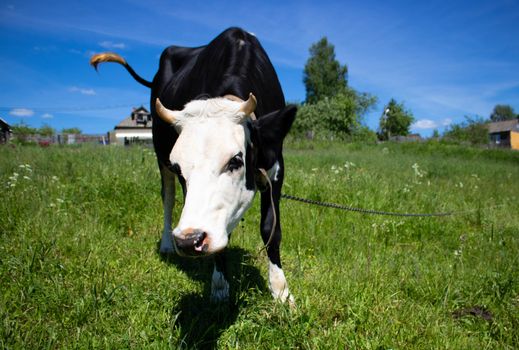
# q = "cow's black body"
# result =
<box><xmin>149</xmin><ymin>28</ymin><xmax>293</xmax><ymax>268</ymax></box>
<box><xmin>91</xmin><ymin>27</ymin><xmax>295</xmax><ymax>297</ymax></box>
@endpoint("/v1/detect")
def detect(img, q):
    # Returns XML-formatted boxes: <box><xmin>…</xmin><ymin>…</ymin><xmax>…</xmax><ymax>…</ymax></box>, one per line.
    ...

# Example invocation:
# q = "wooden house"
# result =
<box><xmin>488</xmin><ymin>119</ymin><xmax>519</xmax><ymax>150</ymax></box>
<box><xmin>110</xmin><ymin>106</ymin><xmax>153</xmax><ymax>145</ymax></box>
<box><xmin>0</xmin><ymin>118</ymin><xmax>12</xmax><ymax>144</ymax></box>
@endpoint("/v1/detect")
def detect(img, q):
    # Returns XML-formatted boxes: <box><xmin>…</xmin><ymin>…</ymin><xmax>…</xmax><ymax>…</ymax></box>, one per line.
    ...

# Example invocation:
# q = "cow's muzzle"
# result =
<box><xmin>173</xmin><ymin>228</ymin><xmax>209</xmax><ymax>256</ymax></box>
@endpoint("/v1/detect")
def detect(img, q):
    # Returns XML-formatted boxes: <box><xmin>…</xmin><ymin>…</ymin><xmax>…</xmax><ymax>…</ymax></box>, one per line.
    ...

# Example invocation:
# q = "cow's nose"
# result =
<box><xmin>173</xmin><ymin>228</ymin><xmax>208</xmax><ymax>255</ymax></box>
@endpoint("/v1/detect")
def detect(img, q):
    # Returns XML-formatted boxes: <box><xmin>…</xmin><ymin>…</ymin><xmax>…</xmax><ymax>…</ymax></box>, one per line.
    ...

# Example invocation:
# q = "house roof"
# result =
<box><xmin>115</xmin><ymin>117</ymin><xmax>153</xmax><ymax>129</ymax></box>
<box><xmin>0</xmin><ymin>117</ymin><xmax>12</xmax><ymax>131</ymax></box>
<box><xmin>114</xmin><ymin>106</ymin><xmax>152</xmax><ymax>130</ymax></box>
<box><xmin>133</xmin><ymin>106</ymin><xmax>149</xmax><ymax>113</ymax></box>
<box><xmin>488</xmin><ymin>119</ymin><xmax>519</xmax><ymax>133</ymax></box>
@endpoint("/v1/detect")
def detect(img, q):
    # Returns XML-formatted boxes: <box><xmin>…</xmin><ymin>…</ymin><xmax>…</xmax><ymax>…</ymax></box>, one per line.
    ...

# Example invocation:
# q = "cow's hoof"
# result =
<box><xmin>274</xmin><ymin>292</ymin><xmax>295</xmax><ymax>308</ymax></box>
<box><xmin>286</xmin><ymin>294</ymin><xmax>296</xmax><ymax>308</ymax></box>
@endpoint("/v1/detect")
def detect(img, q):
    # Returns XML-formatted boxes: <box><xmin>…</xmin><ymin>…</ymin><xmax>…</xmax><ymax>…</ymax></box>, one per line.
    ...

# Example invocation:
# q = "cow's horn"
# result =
<box><xmin>155</xmin><ymin>98</ymin><xmax>180</xmax><ymax>124</ymax></box>
<box><xmin>239</xmin><ymin>93</ymin><xmax>257</xmax><ymax>116</ymax></box>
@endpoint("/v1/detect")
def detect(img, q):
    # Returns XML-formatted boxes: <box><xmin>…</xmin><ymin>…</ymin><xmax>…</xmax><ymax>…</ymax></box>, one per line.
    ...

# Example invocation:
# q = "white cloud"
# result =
<box><xmin>9</xmin><ymin>108</ymin><xmax>34</xmax><ymax>117</ymax></box>
<box><xmin>442</xmin><ymin>118</ymin><xmax>452</xmax><ymax>126</ymax></box>
<box><xmin>412</xmin><ymin>119</ymin><xmax>438</xmax><ymax>129</ymax></box>
<box><xmin>42</xmin><ymin>113</ymin><xmax>53</xmax><ymax>119</ymax></box>
<box><xmin>99</xmin><ymin>41</ymin><xmax>126</xmax><ymax>50</ymax></box>
<box><xmin>70</xmin><ymin>86</ymin><xmax>96</xmax><ymax>96</ymax></box>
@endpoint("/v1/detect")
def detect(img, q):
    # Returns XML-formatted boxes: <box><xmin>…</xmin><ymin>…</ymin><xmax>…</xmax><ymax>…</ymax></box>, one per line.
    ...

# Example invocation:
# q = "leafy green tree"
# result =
<box><xmin>297</xmin><ymin>37</ymin><xmax>376</xmax><ymax>140</ymax></box>
<box><xmin>443</xmin><ymin>116</ymin><xmax>488</xmax><ymax>145</ymax></box>
<box><xmin>39</xmin><ymin>124</ymin><xmax>55</xmax><ymax>137</ymax></box>
<box><xmin>303</xmin><ymin>37</ymin><xmax>348</xmax><ymax>104</ymax></box>
<box><xmin>12</xmin><ymin>122</ymin><xmax>37</xmax><ymax>144</ymax></box>
<box><xmin>62</xmin><ymin>127</ymin><xmax>82</xmax><ymax>134</ymax></box>
<box><xmin>378</xmin><ymin>99</ymin><xmax>415</xmax><ymax>140</ymax></box>
<box><xmin>490</xmin><ymin>104</ymin><xmax>517</xmax><ymax>122</ymax></box>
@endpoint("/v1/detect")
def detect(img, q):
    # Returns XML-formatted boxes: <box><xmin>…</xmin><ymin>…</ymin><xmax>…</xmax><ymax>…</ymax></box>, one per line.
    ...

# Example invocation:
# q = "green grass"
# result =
<box><xmin>1</xmin><ymin>141</ymin><xmax>518</xmax><ymax>349</ymax></box>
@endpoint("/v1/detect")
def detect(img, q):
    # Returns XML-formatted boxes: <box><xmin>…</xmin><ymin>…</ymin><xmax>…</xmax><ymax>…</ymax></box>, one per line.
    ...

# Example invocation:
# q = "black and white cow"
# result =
<box><xmin>91</xmin><ymin>27</ymin><xmax>296</xmax><ymax>303</ymax></box>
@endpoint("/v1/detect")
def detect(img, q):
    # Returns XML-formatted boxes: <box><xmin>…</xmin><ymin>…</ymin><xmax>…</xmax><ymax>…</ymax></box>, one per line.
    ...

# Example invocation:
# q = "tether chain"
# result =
<box><xmin>281</xmin><ymin>193</ymin><xmax>455</xmax><ymax>217</ymax></box>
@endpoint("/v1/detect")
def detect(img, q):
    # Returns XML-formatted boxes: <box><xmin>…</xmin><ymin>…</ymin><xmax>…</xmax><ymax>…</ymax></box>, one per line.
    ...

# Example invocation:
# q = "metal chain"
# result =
<box><xmin>280</xmin><ymin>193</ymin><xmax>455</xmax><ymax>217</ymax></box>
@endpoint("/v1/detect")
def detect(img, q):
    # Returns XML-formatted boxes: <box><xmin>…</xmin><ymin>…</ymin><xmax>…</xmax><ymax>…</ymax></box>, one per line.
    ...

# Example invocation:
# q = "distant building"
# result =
<box><xmin>0</xmin><ymin>118</ymin><xmax>12</xmax><ymax>144</ymax></box>
<box><xmin>110</xmin><ymin>106</ymin><xmax>153</xmax><ymax>145</ymax></box>
<box><xmin>488</xmin><ymin>119</ymin><xmax>519</xmax><ymax>150</ymax></box>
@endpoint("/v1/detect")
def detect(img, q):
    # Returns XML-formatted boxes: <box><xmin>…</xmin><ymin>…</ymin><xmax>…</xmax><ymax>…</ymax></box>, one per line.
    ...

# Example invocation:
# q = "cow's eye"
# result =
<box><xmin>227</xmin><ymin>152</ymin><xmax>244</xmax><ymax>172</ymax></box>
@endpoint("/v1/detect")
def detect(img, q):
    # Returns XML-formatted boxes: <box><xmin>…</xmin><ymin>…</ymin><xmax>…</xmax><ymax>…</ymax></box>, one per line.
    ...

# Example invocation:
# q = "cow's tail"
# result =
<box><xmin>90</xmin><ymin>52</ymin><xmax>153</xmax><ymax>88</ymax></box>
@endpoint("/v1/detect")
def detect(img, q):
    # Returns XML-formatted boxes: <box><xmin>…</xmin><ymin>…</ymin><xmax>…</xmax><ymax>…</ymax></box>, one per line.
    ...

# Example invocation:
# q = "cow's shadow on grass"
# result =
<box><xmin>158</xmin><ymin>245</ymin><xmax>267</xmax><ymax>349</ymax></box>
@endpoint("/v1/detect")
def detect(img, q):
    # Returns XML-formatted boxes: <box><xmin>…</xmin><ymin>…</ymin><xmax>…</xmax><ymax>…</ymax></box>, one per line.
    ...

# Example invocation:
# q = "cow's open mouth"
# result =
<box><xmin>193</xmin><ymin>236</ymin><xmax>209</xmax><ymax>253</ymax></box>
<box><xmin>172</xmin><ymin>229</ymin><xmax>211</xmax><ymax>256</ymax></box>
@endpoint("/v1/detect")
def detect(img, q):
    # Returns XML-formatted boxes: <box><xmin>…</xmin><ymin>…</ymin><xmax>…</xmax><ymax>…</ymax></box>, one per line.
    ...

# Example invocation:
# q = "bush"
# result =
<box><xmin>292</xmin><ymin>88</ymin><xmax>376</xmax><ymax>140</ymax></box>
<box><xmin>443</xmin><ymin>116</ymin><xmax>488</xmax><ymax>145</ymax></box>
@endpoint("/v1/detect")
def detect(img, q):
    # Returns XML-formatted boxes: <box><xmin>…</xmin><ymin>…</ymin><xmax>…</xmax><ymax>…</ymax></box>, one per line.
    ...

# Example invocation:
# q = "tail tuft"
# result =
<box><xmin>90</xmin><ymin>52</ymin><xmax>127</xmax><ymax>71</ymax></box>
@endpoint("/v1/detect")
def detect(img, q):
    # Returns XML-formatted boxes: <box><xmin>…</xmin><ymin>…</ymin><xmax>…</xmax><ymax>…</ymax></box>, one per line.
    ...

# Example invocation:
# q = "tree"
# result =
<box><xmin>296</xmin><ymin>37</ymin><xmax>377</xmax><ymax>139</ymax></box>
<box><xmin>11</xmin><ymin>122</ymin><xmax>37</xmax><ymax>144</ymax></box>
<box><xmin>39</xmin><ymin>124</ymin><xmax>55</xmax><ymax>137</ymax></box>
<box><xmin>303</xmin><ymin>37</ymin><xmax>348</xmax><ymax>104</ymax></box>
<box><xmin>378</xmin><ymin>99</ymin><xmax>415</xmax><ymax>140</ymax></box>
<box><xmin>490</xmin><ymin>104</ymin><xmax>517</xmax><ymax>122</ymax></box>
<box><xmin>443</xmin><ymin>116</ymin><xmax>488</xmax><ymax>145</ymax></box>
<box><xmin>62</xmin><ymin>127</ymin><xmax>82</xmax><ymax>134</ymax></box>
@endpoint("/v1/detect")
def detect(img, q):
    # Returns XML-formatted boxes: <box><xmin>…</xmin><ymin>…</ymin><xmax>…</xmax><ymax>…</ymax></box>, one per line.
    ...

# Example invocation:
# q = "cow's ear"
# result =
<box><xmin>251</xmin><ymin>105</ymin><xmax>297</xmax><ymax>169</ymax></box>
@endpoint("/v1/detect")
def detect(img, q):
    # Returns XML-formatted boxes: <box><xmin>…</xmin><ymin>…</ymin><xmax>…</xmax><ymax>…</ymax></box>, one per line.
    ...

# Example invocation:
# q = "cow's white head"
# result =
<box><xmin>156</xmin><ymin>94</ymin><xmax>295</xmax><ymax>257</ymax></box>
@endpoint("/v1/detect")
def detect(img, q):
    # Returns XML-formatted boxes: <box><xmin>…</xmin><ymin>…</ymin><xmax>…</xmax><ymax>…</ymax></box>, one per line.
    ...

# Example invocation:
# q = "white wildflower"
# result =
<box><xmin>19</xmin><ymin>164</ymin><xmax>32</xmax><ymax>172</ymax></box>
<box><xmin>412</xmin><ymin>163</ymin><xmax>426</xmax><ymax>178</ymax></box>
<box><xmin>344</xmin><ymin>161</ymin><xmax>356</xmax><ymax>169</ymax></box>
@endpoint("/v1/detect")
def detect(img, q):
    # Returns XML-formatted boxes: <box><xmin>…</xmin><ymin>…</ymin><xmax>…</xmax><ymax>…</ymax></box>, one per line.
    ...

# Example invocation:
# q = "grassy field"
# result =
<box><xmin>1</xmin><ymin>141</ymin><xmax>518</xmax><ymax>349</ymax></box>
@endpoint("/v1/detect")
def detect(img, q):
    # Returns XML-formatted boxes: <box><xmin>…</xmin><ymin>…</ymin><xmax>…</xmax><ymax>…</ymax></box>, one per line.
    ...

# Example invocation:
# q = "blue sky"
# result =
<box><xmin>1</xmin><ymin>0</ymin><xmax>518</xmax><ymax>136</ymax></box>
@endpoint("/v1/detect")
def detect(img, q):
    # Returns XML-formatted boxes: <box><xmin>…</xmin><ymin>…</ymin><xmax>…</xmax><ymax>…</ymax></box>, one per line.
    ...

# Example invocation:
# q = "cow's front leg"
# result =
<box><xmin>260</xmin><ymin>171</ymin><xmax>294</xmax><ymax>304</ymax></box>
<box><xmin>210</xmin><ymin>253</ymin><xmax>229</xmax><ymax>302</ymax></box>
<box><xmin>159</xmin><ymin>164</ymin><xmax>176</xmax><ymax>254</ymax></box>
